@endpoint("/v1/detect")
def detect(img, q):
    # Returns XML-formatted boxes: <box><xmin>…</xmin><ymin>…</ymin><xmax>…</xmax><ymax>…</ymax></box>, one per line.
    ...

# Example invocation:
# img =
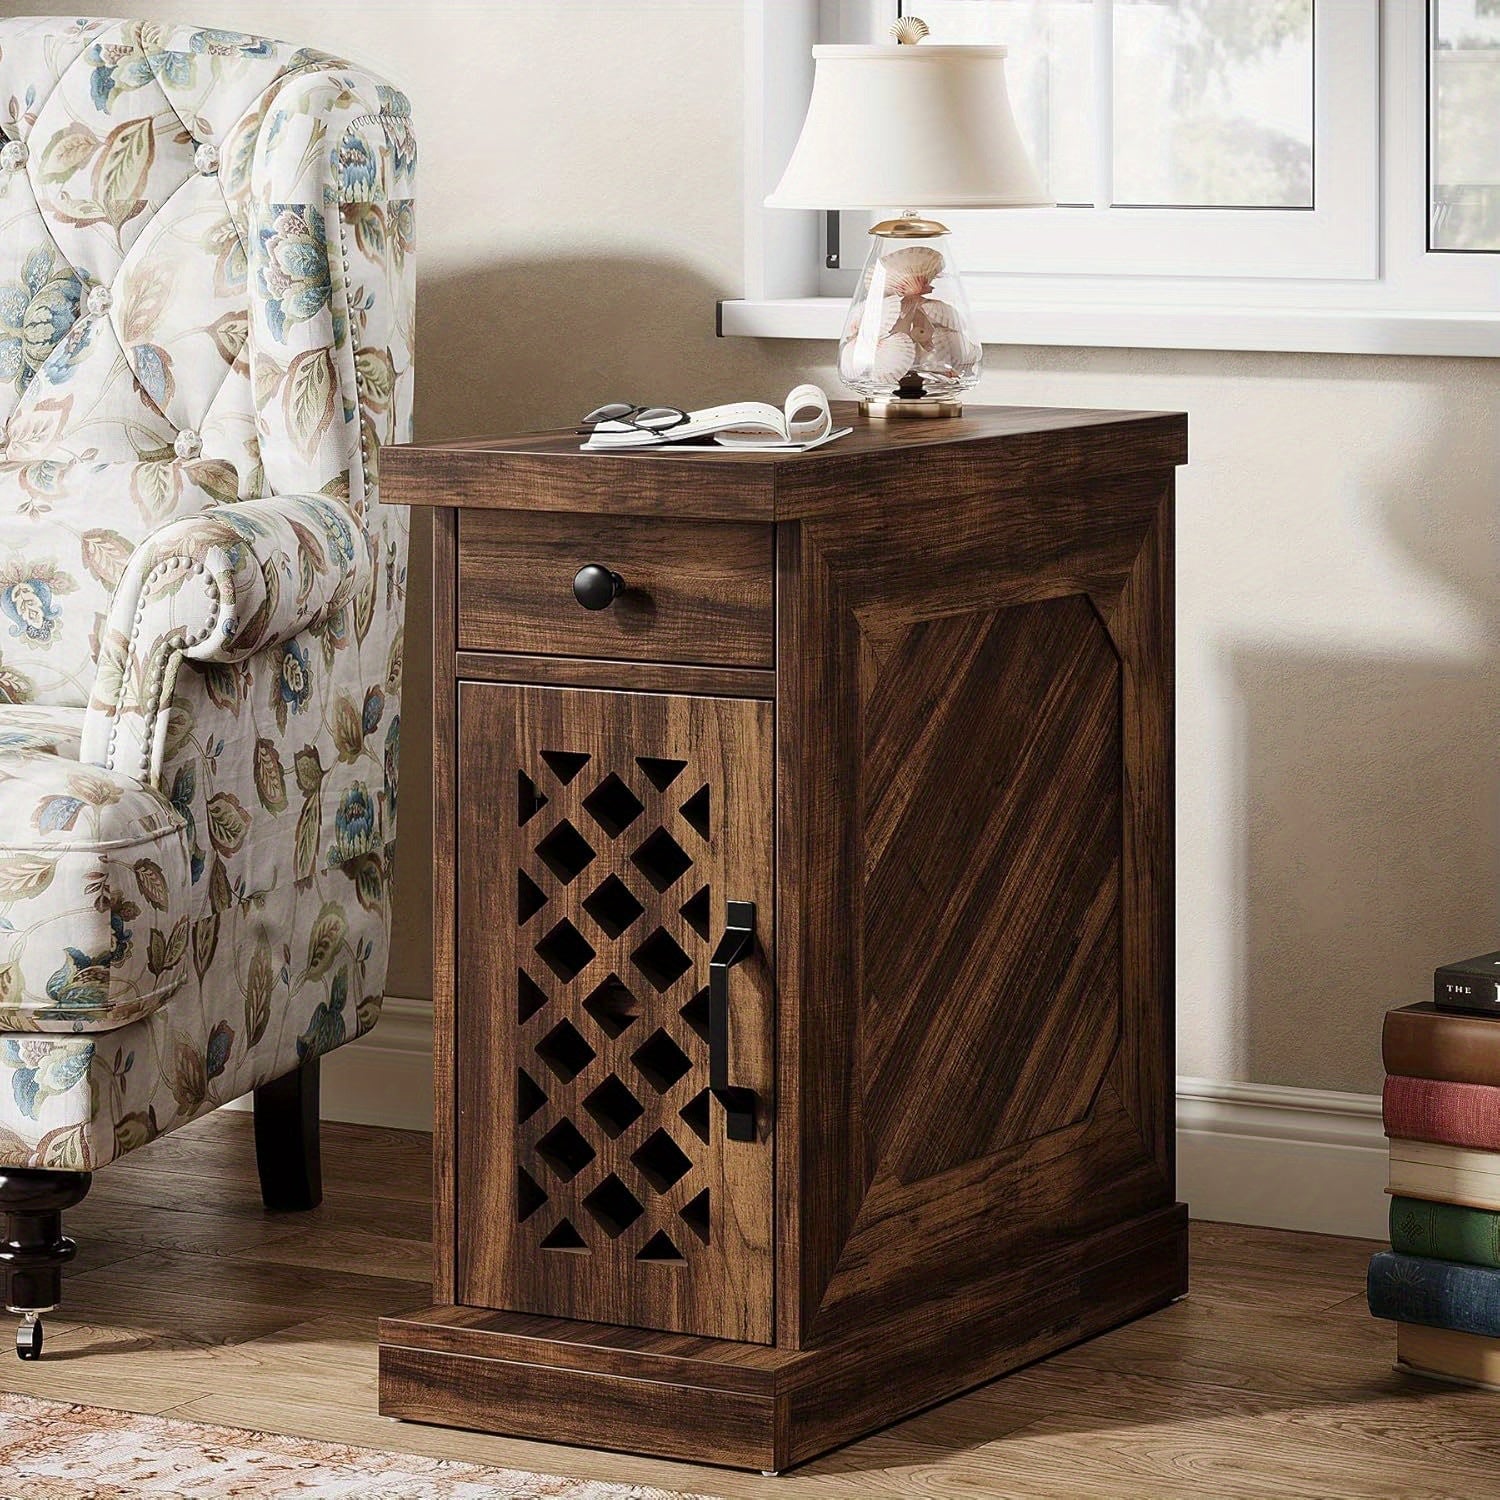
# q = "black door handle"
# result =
<box><xmin>709</xmin><ymin>900</ymin><xmax>757</xmax><ymax>1142</ymax></box>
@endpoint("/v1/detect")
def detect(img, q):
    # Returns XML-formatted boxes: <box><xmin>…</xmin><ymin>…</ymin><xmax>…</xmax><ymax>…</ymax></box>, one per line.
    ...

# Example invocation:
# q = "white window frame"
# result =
<box><xmin>913</xmin><ymin>0</ymin><xmax>1378</xmax><ymax>281</ymax></box>
<box><xmin>724</xmin><ymin>0</ymin><xmax>1500</xmax><ymax>356</ymax></box>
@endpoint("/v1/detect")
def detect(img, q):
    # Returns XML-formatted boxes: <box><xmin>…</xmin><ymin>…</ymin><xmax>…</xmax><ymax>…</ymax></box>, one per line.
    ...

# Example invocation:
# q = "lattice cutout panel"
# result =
<box><xmin>515</xmin><ymin>750</ymin><xmax>717</xmax><ymax>1267</ymax></box>
<box><xmin>459</xmin><ymin>682</ymin><xmax>772</xmax><ymax>1342</ymax></box>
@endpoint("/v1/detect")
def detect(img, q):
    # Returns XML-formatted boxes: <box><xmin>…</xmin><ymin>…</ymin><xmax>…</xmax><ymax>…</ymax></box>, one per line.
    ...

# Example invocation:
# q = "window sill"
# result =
<box><xmin>717</xmin><ymin>298</ymin><xmax>1500</xmax><ymax>358</ymax></box>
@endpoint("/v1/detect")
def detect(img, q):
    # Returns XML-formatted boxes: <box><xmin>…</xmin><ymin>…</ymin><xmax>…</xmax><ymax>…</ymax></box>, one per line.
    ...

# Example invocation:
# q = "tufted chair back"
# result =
<box><xmin>0</xmin><ymin>17</ymin><xmax>412</xmax><ymax>1179</ymax></box>
<box><xmin>0</xmin><ymin>16</ymin><xmax>415</xmax><ymax>709</ymax></box>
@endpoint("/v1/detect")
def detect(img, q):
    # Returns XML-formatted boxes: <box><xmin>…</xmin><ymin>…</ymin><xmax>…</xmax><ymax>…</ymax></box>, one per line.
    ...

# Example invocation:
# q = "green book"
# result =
<box><xmin>1390</xmin><ymin>1195</ymin><xmax>1500</xmax><ymax>1267</ymax></box>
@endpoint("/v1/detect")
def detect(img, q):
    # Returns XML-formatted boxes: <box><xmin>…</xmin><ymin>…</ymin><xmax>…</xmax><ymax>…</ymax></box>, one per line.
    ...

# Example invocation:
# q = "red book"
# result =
<box><xmin>1384</xmin><ymin>1074</ymin><xmax>1500</xmax><ymax>1151</ymax></box>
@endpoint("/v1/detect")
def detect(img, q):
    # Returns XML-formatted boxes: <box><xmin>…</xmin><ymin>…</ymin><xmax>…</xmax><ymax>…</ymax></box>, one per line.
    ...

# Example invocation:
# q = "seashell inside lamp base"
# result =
<box><xmin>840</xmin><ymin>331</ymin><xmax>917</xmax><ymax>387</ymax></box>
<box><xmin>837</xmin><ymin>222</ymin><xmax>981</xmax><ymax>413</ymax></box>
<box><xmin>877</xmin><ymin>245</ymin><xmax>945</xmax><ymax>300</ymax></box>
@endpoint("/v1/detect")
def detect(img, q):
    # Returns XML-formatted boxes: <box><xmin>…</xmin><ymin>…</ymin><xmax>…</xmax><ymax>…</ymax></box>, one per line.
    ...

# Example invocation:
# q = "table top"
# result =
<box><xmin>395</xmin><ymin>402</ymin><xmax>1183</xmax><ymax>463</ymax></box>
<box><xmin>381</xmin><ymin>402</ymin><xmax>1188</xmax><ymax>522</ymax></box>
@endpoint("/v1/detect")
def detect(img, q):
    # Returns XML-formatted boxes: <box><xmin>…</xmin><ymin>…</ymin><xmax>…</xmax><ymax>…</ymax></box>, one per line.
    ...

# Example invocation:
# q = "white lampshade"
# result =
<box><xmin>767</xmin><ymin>43</ymin><xmax>1050</xmax><ymax>211</ymax></box>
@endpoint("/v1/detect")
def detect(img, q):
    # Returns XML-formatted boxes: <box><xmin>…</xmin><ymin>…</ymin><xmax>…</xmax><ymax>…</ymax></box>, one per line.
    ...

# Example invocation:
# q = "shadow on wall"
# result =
<box><xmin>414</xmin><ymin>255</ymin><xmax>798</xmax><ymax>437</ymax></box>
<box><xmin>1234</xmin><ymin>398</ymin><xmax>1500</xmax><ymax>1095</ymax></box>
<box><xmin>384</xmin><ymin>256</ymin><xmax>814</xmax><ymax>999</ymax></box>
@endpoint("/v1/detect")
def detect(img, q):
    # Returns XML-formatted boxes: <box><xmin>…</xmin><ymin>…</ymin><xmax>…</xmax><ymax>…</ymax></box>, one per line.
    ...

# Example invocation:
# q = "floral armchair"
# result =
<box><xmin>0</xmin><ymin>16</ymin><xmax>414</xmax><ymax>1354</ymax></box>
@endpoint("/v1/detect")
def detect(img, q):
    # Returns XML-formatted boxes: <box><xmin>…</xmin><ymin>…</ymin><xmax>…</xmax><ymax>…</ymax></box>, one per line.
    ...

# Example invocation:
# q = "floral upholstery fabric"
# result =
<box><xmin>0</xmin><ymin>745</ymin><xmax>189</xmax><ymax>1034</ymax></box>
<box><xmin>0</xmin><ymin>704</ymin><xmax>83</xmax><ymax>757</ymax></box>
<box><xmin>0</xmin><ymin>17</ymin><xmax>414</xmax><ymax>1171</ymax></box>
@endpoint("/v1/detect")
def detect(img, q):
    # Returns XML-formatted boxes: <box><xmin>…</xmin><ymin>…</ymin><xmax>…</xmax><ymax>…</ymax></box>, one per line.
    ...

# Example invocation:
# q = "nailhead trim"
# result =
<box><xmin>107</xmin><ymin>554</ymin><xmax>223</xmax><ymax>777</ymax></box>
<box><xmin>337</xmin><ymin>106</ymin><xmax>409</xmax><ymax>523</ymax></box>
<box><xmin>334</xmin><ymin>207</ymin><xmax>371</xmax><ymax>513</ymax></box>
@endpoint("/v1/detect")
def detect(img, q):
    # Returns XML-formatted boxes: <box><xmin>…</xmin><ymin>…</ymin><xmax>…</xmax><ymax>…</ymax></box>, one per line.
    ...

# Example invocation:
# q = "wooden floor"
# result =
<box><xmin>2</xmin><ymin>1113</ymin><xmax>1496</xmax><ymax>1499</ymax></box>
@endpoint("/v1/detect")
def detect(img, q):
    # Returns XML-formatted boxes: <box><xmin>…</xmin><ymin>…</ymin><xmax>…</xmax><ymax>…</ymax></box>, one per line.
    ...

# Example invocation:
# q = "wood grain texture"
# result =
<box><xmin>455</xmin><ymin>652</ymin><xmax>776</xmax><ymax>700</ymax></box>
<box><xmin>380</xmin><ymin>1346</ymin><xmax>781</xmax><ymax>1471</ymax></box>
<box><xmin>775</xmin><ymin>467</ymin><xmax>1178</xmax><ymax>1351</ymax></box>
<box><xmin>1099</xmin><ymin>488</ymin><xmax>1176</xmax><ymax>1180</ymax></box>
<box><xmin>380</xmin><ymin>1206</ymin><xmax>1186</xmax><ymax>1471</ymax></box>
<box><xmin>7</xmin><ymin>1111</ymin><xmax>1492</xmax><ymax>1500</ymax></box>
<box><xmin>379</xmin><ymin>1303</ymin><xmax>786</xmax><ymax>1388</ymax></box>
<box><xmin>772</xmin><ymin>1207</ymin><xmax>1187</xmax><ymax>1470</ymax></box>
<box><xmin>381</xmin><ymin>405</ymin><xmax>1188</xmax><ymax>522</ymax></box>
<box><xmin>410</xmin><ymin>407</ymin><xmax>1186</xmax><ymax>1467</ymax></box>
<box><xmin>455</xmin><ymin>684</ymin><xmax>775</xmax><ymax>1343</ymax></box>
<box><xmin>431</xmin><ymin>507</ymin><xmax>458</xmax><ymax>1304</ymax></box>
<box><xmin>457</xmin><ymin>510</ymin><xmax>774</xmax><ymax>668</ymax></box>
<box><xmin>858</xmin><ymin>592</ymin><xmax>1123</xmax><ymax>1182</ymax></box>
<box><xmin>389</xmin><ymin>446</ymin><xmax>776</xmax><ymax>521</ymax></box>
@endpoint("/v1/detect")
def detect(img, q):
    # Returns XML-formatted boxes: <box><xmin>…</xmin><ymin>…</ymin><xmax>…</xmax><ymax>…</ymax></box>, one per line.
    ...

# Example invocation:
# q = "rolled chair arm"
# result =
<box><xmin>81</xmin><ymin>494</ymin><xmax>375</xmax><ymax>779</ymax></box>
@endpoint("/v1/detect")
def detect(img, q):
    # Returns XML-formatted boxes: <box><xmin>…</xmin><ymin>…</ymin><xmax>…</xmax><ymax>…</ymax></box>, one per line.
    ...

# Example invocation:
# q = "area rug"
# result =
<box><xmin>0</xmin><ymin>1392</ymin><xmax>711</xmax><ymax>1499</ymax></box>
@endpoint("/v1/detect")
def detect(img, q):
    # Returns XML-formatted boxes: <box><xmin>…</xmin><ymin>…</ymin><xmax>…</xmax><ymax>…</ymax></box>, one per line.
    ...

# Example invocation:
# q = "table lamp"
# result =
<box><xmin>767</xmin><ymin>15</ymin><xmax>1051</xmax><ymax>417</ymax></box>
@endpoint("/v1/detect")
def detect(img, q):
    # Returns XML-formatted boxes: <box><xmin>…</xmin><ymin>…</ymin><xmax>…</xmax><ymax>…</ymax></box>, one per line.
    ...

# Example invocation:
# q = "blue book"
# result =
<box><xmin>1368</xmin><ymin>1250</ymin><xmax>1500</xmax><ymax>1337</ymax></box>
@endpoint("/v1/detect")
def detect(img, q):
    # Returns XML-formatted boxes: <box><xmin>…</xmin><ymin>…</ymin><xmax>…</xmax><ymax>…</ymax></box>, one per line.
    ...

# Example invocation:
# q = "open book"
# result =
<box><xmin>582</xmin><ymin>384</ymin><xmax>850</xmax><ymax>452</ymax></box>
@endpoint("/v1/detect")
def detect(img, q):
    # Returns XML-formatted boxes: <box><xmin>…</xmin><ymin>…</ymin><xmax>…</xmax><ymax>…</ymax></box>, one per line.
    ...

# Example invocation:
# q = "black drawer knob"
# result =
<box><xmin>573</xmin><ymin>564</ymin><xmax>624</xmax><ymax>611</ymax></box>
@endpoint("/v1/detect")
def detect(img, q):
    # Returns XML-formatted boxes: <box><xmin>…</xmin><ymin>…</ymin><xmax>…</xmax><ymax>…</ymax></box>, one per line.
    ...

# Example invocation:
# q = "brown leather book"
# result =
<box><xmin>1399</xmin><ymin>1324</ymin><xmax>1500</xmax><ymax>1392</ymax></box>
<box><xmin>1385</xmin><ymin>1003</ymin><xmax>1500</xmax><ymax>1086</ymax></box>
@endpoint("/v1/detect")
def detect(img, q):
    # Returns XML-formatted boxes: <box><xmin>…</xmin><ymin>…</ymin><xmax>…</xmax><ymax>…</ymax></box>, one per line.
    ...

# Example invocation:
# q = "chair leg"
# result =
<box><xmin>253</xmin><ymin>1057</ymin><xmax>323</xmax><ymax>1212</ymax></box>
<box><xmin>0</xmin><ymin>1167</ymin><xmax>91</xmax><ymax>1360</ymax></box>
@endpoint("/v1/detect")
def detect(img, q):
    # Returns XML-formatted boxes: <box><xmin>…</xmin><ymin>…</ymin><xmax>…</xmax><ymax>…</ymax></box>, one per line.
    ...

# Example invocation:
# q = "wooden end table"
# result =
<box><xmin>376</xmin><ymin>403</ymin><xmax>1189</xmax><ymax>1473</ymax></box>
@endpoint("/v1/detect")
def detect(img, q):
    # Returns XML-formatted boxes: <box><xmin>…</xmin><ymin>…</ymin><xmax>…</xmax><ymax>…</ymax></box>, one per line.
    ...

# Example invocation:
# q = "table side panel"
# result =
<box><xmin>775</xmin><ymin>464</ymin><xmax>1179</xmax><ymax>1349</ymax></box>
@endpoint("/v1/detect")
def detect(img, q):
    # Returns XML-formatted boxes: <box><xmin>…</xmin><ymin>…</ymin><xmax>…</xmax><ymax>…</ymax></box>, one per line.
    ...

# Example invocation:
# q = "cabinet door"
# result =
<box><xmin>455</xmin><ymin>683</ymin><xmax>775</xmax><ymax>1343</ymax></box>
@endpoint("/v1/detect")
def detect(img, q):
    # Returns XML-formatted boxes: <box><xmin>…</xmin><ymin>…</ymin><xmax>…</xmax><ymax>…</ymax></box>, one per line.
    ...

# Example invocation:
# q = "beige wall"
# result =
<box><xmin>20</xmin><ymin>1</ymin><xmax>1499</xmax><ymax>1095</ymax></box>
<box><xmin>959</xmin><ymin>345</ymin><xmax>1500</xmax><ymax>1095</ymax></box>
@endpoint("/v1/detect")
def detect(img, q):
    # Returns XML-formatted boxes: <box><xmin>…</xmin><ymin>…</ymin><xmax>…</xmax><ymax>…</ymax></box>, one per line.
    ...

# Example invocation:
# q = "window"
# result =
<box><xmin>728</xmin><ymin>0</ymin><xmax>1500</xmax><ymax>355</ymax></box>
<box><xmin>1111</xmin><ymin>2</ymin><xmax>1313</xmax><ymax>209</ymax></box>
<box><xmin>1431</xmin><ymin>0</ymin><xmax>1500</xmax><ymax>250</ymax></box>
<box><xmin>838</xmin><ymin>0</ymin><xmax>1378</xmax><ymax>281</ymax></box>
<box><xmin>916</xmin><ymin>0</ymin><xmax>1315</xmax><ymax>210</ymax></box>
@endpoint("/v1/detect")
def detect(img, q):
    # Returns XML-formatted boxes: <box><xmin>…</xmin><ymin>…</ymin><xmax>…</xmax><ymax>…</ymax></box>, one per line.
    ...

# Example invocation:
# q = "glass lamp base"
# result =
<box><xmin>861</xmin><ymin>395</ymin><xmax>964</xmax><ymax>419</ymax></box>
<box><xmin>837</xmin><ymin>216</ymin><xmax>982</xmax><ymax>416</ymax></box>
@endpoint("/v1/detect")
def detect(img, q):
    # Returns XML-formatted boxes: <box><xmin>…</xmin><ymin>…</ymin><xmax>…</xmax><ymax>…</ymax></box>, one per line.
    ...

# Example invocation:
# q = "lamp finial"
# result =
<box><xmin>890</xmin><ymin>15</ymin><xmax>930</xmax><ymax>45</ymax></box>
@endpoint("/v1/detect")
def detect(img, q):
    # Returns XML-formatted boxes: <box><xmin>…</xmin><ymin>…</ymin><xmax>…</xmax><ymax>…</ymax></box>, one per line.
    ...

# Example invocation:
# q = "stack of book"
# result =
<box><xmin>1368</xmin><ymin>1001</ymin><xmax>1500</xmax><ymax>1388</ymax></box>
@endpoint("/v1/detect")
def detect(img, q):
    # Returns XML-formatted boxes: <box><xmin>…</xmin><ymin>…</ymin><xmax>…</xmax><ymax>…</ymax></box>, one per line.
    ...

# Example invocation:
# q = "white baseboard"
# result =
<box><xmin>285</xmin><ymin>1011</ymin><xmax>1390</xmax><ymax>1240</ymax></box>
<box><xmin>1176</xmin><ymin>1075</ymin><xmax>1388</xmax><ymax>1241</ymax></box>
<box><xmin>225</xmin><ymin>995</ymin><xmax>434</xmax><ymax>1134</ymax></box>
<box><xmin>318</xmin><ymin>995</ymin><xmax>435</xmax><ymax>1131</ymax></box>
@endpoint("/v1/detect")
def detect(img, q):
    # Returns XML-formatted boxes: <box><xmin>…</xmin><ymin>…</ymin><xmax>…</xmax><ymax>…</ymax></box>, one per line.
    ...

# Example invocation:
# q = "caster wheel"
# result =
<box><xmin>15</xmin><ymin>1316</ymin><xmax>41</xmax><ymax>1361</ymax></box>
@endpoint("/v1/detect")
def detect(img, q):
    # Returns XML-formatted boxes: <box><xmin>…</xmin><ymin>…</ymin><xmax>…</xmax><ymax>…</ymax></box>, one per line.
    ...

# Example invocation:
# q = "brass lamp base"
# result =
<box><xmin>861</xmin><ymin>396</ymin><xmax>964</xmax><ymax>420</ymax></box>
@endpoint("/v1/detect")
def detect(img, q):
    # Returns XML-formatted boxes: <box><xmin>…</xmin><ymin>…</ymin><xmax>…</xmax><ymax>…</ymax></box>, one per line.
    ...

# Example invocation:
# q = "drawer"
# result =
<box><xmin>457</xmin><ymin>511</ymin><xmax>774</xmax><ymax>668</ymax></box>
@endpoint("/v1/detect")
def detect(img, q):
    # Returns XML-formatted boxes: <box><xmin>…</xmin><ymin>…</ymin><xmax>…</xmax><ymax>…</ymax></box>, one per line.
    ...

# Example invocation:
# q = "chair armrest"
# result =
<box><xmin>81</xmin><ymin>494</ymin><xmax>375</xmax><ymax>779</ymax></box>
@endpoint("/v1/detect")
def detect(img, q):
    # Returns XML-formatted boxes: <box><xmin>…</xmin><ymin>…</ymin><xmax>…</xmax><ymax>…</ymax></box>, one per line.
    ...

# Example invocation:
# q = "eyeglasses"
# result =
<box><xmin>578</xmin><ymin>402</ymin><xmax>690</xmax><ymax>436</ymax></box>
